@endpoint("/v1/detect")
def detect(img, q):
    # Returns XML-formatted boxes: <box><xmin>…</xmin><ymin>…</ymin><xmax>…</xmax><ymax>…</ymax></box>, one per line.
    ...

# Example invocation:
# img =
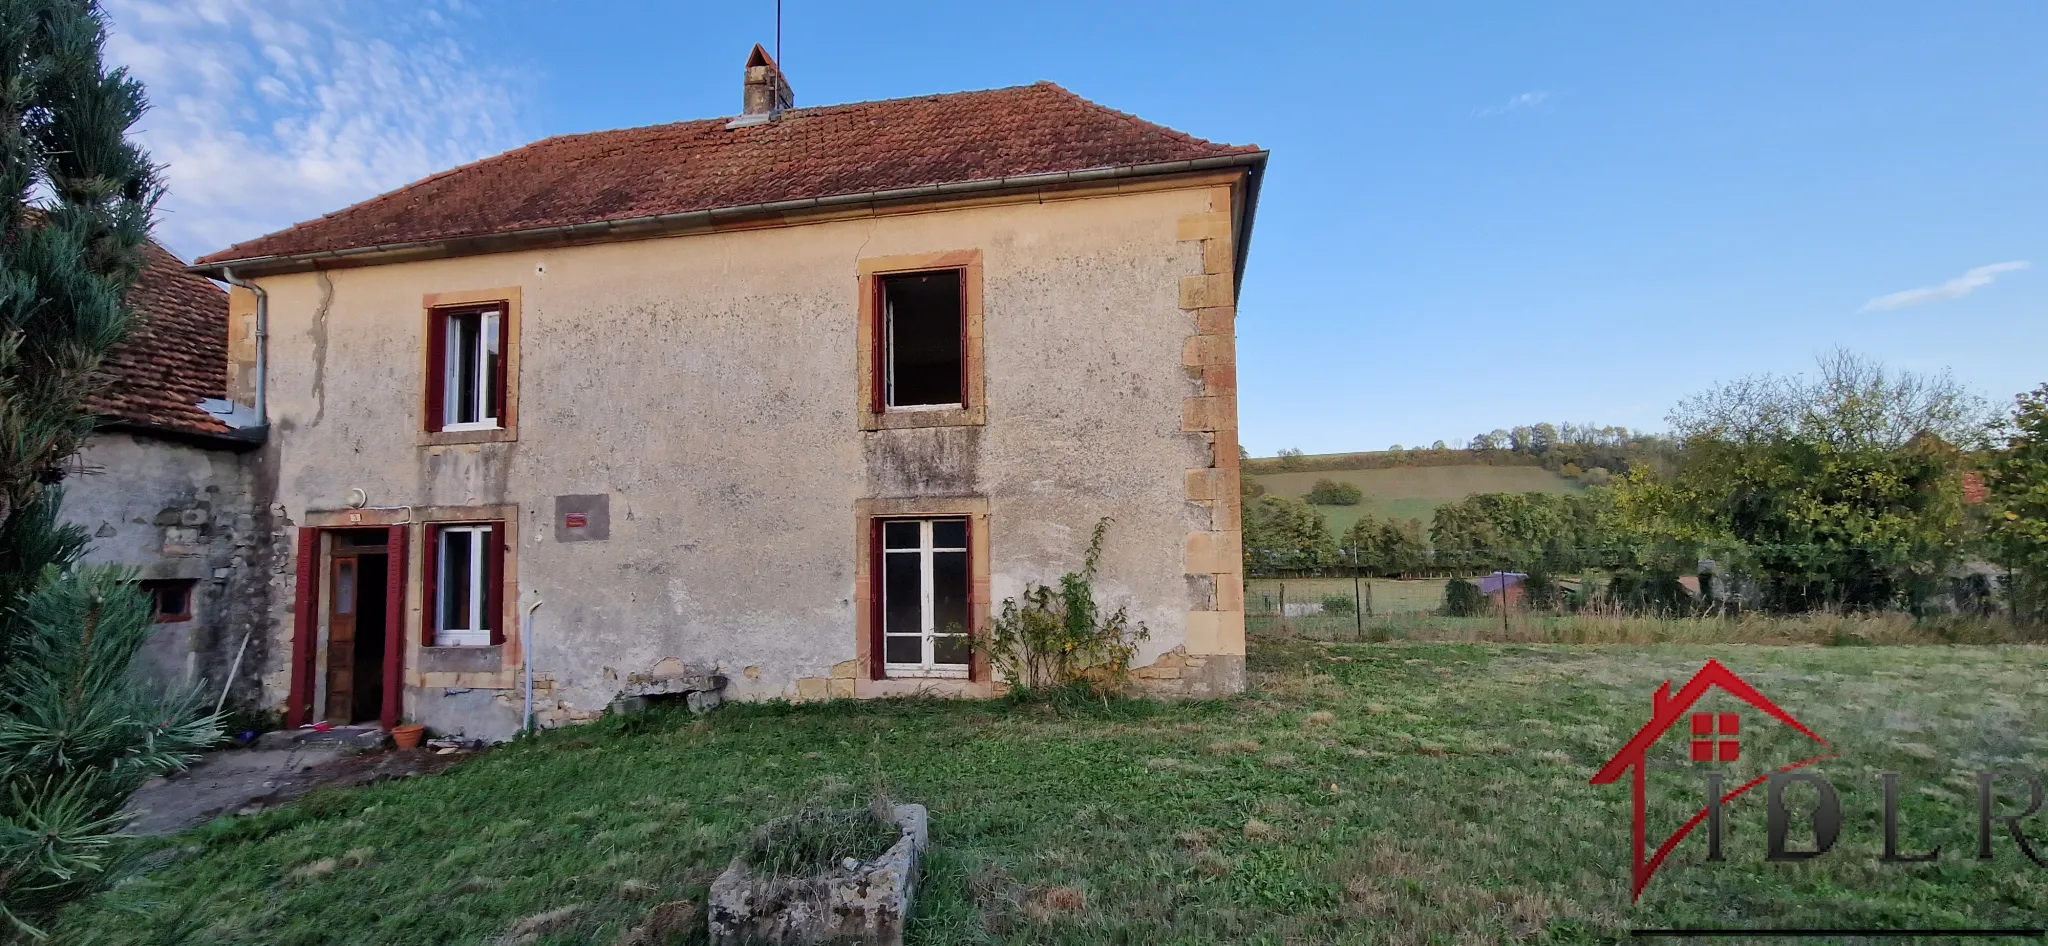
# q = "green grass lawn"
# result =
<box><xmin>60</xmin><ymin>639</ymin><xmax>2048</xmax><ymax>945</ymax></box>
<box><xmin>1251</xmin><ymin>465</ymin><xmax>1583</xmax><ymax>535</ymax></box>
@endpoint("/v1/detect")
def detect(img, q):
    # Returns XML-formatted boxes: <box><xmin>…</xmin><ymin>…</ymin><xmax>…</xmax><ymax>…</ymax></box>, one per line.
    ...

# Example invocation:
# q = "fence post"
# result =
<box><xmin>1279</xmin><ymin>582</ymin><xmax>1287</xmax><ymax>636</ymax></box>
<box><xmin>1499</xmin><ymin>559</ymin><xmax>1511</xmax><ymax>638</ymax></box>
<box><xmin>1353</xmin><ymin>557</ymin><xmax>1364</xmax><ymax>639</ymax></box>
<box><xmin>1365</xmin><ymin>580</ymin><xmax>1373</xmax><ymax>619</ymax></box>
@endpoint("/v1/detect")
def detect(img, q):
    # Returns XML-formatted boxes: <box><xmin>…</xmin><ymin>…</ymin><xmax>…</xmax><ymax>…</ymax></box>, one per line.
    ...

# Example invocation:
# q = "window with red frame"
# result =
<box><xmin>426</xmin><ymin>305</ymin><xmax>506</xmax><ymax>432</ymax></box>
<box><xmin>422</xmin><ymin>523</ymin><xmax>503</xmax><ymax>647</ymax></box>
<box><xmin>139</xmin><ymin>579</ymin><xmax>195</xmax><ymax>623</ymax></box>
<box><xmin>1690</xmin><ymin>712</ymin><xmax>1739</xmax><ymax>762</ymax></box>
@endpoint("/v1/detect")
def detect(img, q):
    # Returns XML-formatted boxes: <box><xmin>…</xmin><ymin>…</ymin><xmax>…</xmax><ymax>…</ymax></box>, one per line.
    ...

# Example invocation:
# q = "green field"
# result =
<box><xmin>56</xmin><ymin>637</ymin><xmax>2048</xmax><ymax>944</ymax></box>
<box><xmin>1251</xmin><ymin>465</ymin><xmax>1583</xmax><ymax>535</ymax></box>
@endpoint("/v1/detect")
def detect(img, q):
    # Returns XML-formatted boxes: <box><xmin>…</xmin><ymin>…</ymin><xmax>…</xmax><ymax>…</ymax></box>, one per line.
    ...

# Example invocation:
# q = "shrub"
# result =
<box><xmin>1442</xmin><ymin>579</ymin><xmax>1488</xmax><ymax>617</ymax></box>
<box><xmin>976</xmin><ymin>519</ymin><xmax>1149</xmax><ymax>695</ymax></box>
<box><xmin>1320</xmin><ymin>593</ymin><xmax>1356</xmax><ymax>614</ymax></box>
<box><xmin>1304</xmin><ymin>479</ymin><xmax>1363</xmax><ymax>506</ymax></box>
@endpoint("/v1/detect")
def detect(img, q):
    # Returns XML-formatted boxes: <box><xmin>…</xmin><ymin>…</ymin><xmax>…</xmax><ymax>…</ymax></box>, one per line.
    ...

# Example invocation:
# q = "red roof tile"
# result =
<box><xmin>197</xmin><ymin>82</ymin><xmax>1260</xmax><ymax>264</ymax></box>
<box><xmin>88</xmin><ymin>241</ymin><xmax>231</xmax><ymax>437</ymax></box>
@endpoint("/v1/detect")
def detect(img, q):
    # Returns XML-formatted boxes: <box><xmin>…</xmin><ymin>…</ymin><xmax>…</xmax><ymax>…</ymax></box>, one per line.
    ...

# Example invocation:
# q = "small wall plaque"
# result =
<box><xmin>554</xmin><ymin>494</ymin><xmax>610</xmax><ymax>542</ymax></box>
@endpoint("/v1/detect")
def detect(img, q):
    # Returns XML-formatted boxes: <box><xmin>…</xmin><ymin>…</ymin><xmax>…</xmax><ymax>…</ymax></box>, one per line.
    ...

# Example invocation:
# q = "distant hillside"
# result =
<box><xmin>1249</xmin><ymin>463</ymin><xmax>1585</xmax><ymax>536</ymax></box>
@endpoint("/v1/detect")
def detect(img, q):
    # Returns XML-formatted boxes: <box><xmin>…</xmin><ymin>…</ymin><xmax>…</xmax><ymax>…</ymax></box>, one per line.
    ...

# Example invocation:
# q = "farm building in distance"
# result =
<box><xmin>180</xmin><ymin>47</ymin><xmax>1265</xmax><ymax>739</ymax></box>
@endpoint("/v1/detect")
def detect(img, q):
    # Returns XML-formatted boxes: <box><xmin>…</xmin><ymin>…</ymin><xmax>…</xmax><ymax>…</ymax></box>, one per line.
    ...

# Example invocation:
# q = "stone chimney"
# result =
<box><xmin>728</xmin><ymin>44</ymin><xmax>793</xmax><ymax>129</ymax></box>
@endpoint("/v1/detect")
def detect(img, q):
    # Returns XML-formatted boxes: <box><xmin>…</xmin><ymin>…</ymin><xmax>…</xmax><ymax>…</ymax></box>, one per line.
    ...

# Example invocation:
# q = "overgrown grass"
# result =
<box><xmin>54</xmin><ymin>639</ymin><xmax>2048</xmax><ymax>944</ymax></box>
<box><xmin>744</xmin><ymin>799</ymin><xmax>901</xmax><ymax>879</ymax></box>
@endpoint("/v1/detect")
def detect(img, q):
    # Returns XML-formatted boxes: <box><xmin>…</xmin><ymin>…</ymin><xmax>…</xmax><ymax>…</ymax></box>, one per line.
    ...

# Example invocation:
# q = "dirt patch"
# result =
<box><xmin>126</xmin><ymin>746</ymin><xmax>480</xmax><ymax>837</ymax></box>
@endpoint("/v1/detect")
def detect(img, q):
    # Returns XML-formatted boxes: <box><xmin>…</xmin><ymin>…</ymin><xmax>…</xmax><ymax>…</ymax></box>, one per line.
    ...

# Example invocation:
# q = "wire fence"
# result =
<box><xmin>1244</xmin><ymin>545</ymin><xmax>2040</xmax><ymax>644</ymax></box>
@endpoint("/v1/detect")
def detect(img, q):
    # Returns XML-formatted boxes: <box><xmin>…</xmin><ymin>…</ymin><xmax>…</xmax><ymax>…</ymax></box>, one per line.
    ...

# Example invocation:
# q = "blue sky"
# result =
<box><xmin>109</xmin><ymin>2</ymin><xmax>2047</xmax><ymax>454</ymax></box>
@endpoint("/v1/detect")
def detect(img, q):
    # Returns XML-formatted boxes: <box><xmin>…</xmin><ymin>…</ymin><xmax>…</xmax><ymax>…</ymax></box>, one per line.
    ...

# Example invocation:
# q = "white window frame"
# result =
<box><xmin>441</xmin><ymin>308</ymin><xmax>502</xmax><ymax>431</ymax></box>
<box><xmin>434</xmin><ymin>524</ymin><xmax>493</xmax><ymax>647</ymax></box>
<box><xmin>882</xmin><ymin>276</ymin><xmax>963</xmax><ymax>412</ymax></box>
<box><xmin>881</xmin><ymin>518</ymin><xmax>970</xmax><ymax>678</ymax></box>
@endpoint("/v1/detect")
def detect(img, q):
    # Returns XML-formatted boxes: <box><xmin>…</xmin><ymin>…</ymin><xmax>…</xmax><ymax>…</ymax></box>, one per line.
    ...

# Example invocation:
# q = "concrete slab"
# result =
<box><xmin>124</xmin><ymin>747</ymin><xmax>348</xmax><ymax>837</ymax></box>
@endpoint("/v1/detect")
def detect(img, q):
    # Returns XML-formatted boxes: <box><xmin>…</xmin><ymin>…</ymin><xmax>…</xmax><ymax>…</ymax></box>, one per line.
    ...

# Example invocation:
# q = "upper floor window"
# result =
<box><xmin>857</xmin><ymin>252</ymin><xmax>983</xmax><ymax>431</ymax></box>
<box><xmin>427</xmin><ymin>305</ymin><xmax>505</xmax><ymax>432</ymax></box>
<box><xmin>880</xmin><ymin>270</ymin><xmax>963</xmax><ymax>410</ymax></box>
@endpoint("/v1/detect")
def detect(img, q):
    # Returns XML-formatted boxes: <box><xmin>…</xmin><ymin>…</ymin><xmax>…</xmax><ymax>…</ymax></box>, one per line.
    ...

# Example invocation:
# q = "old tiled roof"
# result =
<box><xmin>197</xmin><ymin>82</ymin><xmax>1261</xmax><ymax>264</ymax></box>
<box><xmin>87</xmin><ymin>241</ymin><xmax>230</xmax><ymax>437</ymax></box>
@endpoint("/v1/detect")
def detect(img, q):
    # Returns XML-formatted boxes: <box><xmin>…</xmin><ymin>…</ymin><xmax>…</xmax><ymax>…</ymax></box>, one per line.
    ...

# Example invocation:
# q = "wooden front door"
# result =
<box><xmin>323</xmin><ymin>532</ymin><xmax>392</xmax><ymax>725</ymax></box>
<box><xmin>324</xmin><ymin>553</ymin><xmax>361</xmax><ymax>724</ymax></box>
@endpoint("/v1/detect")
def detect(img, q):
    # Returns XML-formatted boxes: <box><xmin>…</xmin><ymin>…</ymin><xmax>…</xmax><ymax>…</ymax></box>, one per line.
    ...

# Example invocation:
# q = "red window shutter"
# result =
<box><xmin>424</xmin><ymin>310</ymin><xmax>447</xmax><ymax>431</ymax></box>
<box><xmin>868</xmin><ymin>518</ymin><xmax>885</xmax><ymax>680</ymax></box>
<box><xmin>486</xmin><ymin>522</ymin><xmax>506</xmax><ymax>646</ymax></box>
<box><xmin>381</xmin><ymin>525</ymin><xmax>408</xmax><ymax>729</ymax></box>
<box><xmin>420</xmin><ymin>524</ymin><xmax>440</xmax><ymax>647</ymax></box>
<box><xmin>287</xmin><ymin>527</ymin><xmax>321</xmax><ymax>729</ymax></box>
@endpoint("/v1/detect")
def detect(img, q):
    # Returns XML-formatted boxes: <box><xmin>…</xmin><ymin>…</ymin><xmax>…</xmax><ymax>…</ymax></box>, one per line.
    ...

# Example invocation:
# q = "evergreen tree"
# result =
<box><xmin>0</xmin><ymin>0</ymin><xmax>159</xmax><ymax>605</ymax></box>
<box><xmin>0</xmin><ymin>570</ymin><xmax>217</xmax><ymax>933</ymax></box>
<box><xmin>0</xmin><ymin>2</ymin><xmax>219</xmax><ymax>932</ymax></box>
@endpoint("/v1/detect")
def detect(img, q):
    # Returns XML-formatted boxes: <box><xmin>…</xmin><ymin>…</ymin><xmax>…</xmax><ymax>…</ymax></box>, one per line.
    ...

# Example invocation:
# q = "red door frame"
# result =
<box><xmin>285</xmin><ymin>524</ymin><xmax>408</xmax><ymax>731</ymax></box>
<box><xmin>379</xmin><ymin>524</ymin><xmax>408</xmax><ymax>730</ymax></box>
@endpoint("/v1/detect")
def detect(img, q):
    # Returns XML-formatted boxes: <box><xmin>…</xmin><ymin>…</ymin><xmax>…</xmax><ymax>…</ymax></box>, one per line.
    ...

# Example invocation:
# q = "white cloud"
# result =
<box><xmin>1860</xmin><ymin>261</ymin><xmax>2031</xmax><ymax>312</ymax></box>
<box><xmin>1475</xmin><ymin>91</ymin><xmax>1550</xmax><ymax>117</ymax></box>
<box><xmin>104</xmin><ymin>0</ymin><xmax>532</xmax><ymax>259</ymax></box>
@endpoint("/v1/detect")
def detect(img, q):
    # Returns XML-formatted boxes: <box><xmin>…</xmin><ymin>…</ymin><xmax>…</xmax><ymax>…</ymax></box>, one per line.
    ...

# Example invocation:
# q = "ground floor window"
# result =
<box><xmin>140</xmin><ymin>579</ymin><xmax>195</xmax><ymax>623</ymax></box>
<box><xmin>431</xmin><ymin>523</ymin><xmax>500</xmax><ymax>647</ymax></box>
<box><xmin>881</xmin><ymin>517</ymin><xmax>970</xmax><ymax>677</ymax></box>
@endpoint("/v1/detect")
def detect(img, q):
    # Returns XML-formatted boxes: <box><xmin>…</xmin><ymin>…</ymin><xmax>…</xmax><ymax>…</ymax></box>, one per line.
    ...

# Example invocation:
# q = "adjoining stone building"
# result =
<box><xmin>188</xmin><ymin>47</ymin><xmax>1264</xmax><ymax>740</ymax></box>
<box><xmin>65</xmin><ymin>240</ymin><xmax>270</xmax><ymax>700</ymax></box>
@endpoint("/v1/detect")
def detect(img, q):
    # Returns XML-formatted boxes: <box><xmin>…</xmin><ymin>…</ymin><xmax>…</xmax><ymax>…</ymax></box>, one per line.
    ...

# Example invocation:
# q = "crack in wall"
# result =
<box><xmin>307</xmin><ymin>270</ymin><xmax>335</xmax><ymax>428</ymax></box>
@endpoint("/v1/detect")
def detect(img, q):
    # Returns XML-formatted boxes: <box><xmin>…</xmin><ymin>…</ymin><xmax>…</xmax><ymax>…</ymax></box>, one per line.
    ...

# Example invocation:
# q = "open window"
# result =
<box><xmin>880</xmin><ymin>517</ymin><xmax>971</xmax><ymax>678</ymax></box>
<box><xmin>879</xmin><ymin>270</ymin><xmax>963</xmax><ymax>410</ymax></box>
<box><xmin>425</xmin><ymin>523</ymin><xmax>502</xmax><ymax>647</ymax></box>
<box><xmin>857</xmin><ymin>251</ymin><xmax>983</xmax><ymax>430</ymax></box>
<box><xmin>427</xmin><ymin>306</ymin><xmax>504</xmax><ymax>432</ymax></box>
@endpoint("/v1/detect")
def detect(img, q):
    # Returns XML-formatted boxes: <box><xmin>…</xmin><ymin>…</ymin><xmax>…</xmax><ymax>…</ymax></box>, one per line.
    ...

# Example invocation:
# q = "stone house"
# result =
<box><xmin>64</xmin><ymin>240</ymin><xmax>269</xmax><ymax>697</ymax></box>
<box><xmin>187</xmin><ymin>48</ymin><xmax>1264</xmax><ymax>739</ymax></box>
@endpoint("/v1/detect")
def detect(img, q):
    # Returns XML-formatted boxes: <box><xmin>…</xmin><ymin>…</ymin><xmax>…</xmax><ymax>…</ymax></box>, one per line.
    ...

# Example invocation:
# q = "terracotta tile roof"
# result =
<box><xmin>196</xmin><ymin>82</ymin><xmax>1260</xmax><ymax>264</ymax></box>
<box><xmin>87</xmin><ymin>241</ymin><xmax>231</xmax><ymax>437</ymax></box>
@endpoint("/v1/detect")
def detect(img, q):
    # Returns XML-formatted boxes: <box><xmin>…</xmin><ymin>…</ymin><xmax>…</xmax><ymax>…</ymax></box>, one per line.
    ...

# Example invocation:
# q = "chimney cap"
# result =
<box><xmin>729</xmin><ymin>43</ymin><xmax>795</xmax><ymax>128</ymax></box>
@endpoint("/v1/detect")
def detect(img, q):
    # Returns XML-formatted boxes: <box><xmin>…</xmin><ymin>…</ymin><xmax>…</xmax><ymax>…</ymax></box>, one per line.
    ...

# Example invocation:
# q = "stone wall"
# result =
<box><xmin>62</xmin><ymin>431</ymin><xmax>274</xmax><ymax>706</ymax></box>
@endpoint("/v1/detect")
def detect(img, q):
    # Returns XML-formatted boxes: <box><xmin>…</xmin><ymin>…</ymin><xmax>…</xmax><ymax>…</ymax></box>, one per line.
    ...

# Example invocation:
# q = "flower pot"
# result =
<box><xmin>391</xmin><ymin>724</ymin><xmax>426</xmax><ymax>749</ymax></box>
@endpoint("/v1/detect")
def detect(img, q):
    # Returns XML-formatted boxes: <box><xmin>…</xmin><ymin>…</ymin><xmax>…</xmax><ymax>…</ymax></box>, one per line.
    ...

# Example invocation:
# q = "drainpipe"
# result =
<box><xmin>522</xmin><ymin>597</ymin><xmax>543</xmax><ymax>735</ymax></box>
<box><xmin>217</xmin><ymin>267</ymin><xmax>268</xmax><ymax>427</ymax></box>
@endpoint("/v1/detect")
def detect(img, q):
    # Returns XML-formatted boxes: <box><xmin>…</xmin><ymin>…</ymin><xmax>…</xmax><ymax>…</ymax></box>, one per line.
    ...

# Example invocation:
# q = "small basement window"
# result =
<box><xmin>879</xmin><ymin>270</ymin><xmax>964</xmax><ymax>409</ymax></box>
<box><xmin>140</xmin><ymin>579</ymin><xmax>195</xmax><ymax>623</ymax></box>
<box><xmin>430</xmin><ymin>523</ymin><xmax>501</xmax><ymax>647</ymax></box>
